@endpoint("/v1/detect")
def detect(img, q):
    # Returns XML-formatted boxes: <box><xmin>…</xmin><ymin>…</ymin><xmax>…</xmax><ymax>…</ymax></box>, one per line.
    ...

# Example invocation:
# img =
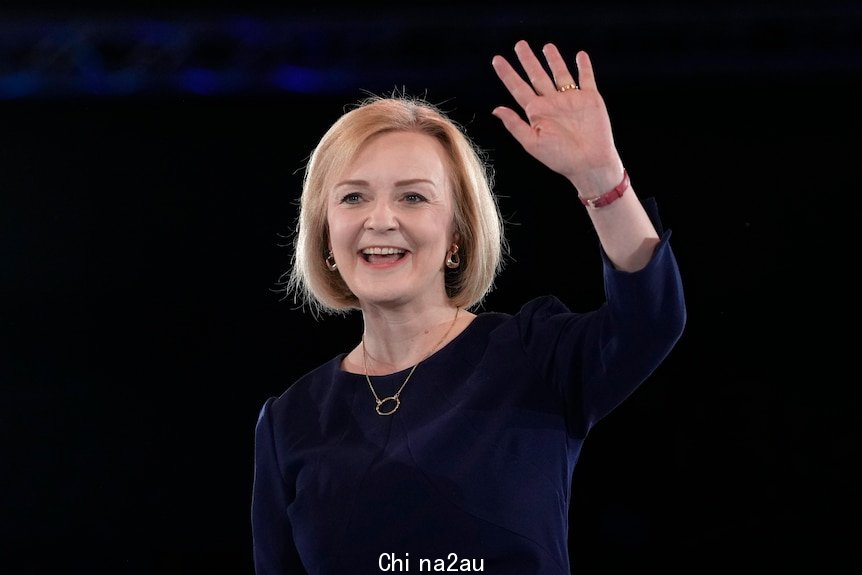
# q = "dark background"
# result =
<box><xmin>2</xmin><ymin>1</ymin><xmax>859</xmax><ymax>573</ymax></box>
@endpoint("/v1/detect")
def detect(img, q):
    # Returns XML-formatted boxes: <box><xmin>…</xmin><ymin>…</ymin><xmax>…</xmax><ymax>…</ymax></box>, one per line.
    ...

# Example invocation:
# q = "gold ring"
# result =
<box><xmin>558</xmin><ymin>83</ymin><xmax>579</xmax><ymax>92</ymax></box>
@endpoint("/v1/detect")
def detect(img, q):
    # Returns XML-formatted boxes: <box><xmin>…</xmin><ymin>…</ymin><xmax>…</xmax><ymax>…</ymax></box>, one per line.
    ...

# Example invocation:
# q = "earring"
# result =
<box><xmin>325</xmin><ymin>251</ymin><xmax>338</xmax><ymax>271</ymax></box>
<box><xmin>445</xmin><ymin>244</ymin><xmax>460</xmax><ymax>269</ymax></box>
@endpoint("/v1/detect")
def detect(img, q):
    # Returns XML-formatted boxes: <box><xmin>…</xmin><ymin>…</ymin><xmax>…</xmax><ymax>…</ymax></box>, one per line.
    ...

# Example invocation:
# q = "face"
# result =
<box><xmin>326</xmin><ymin>130</ymin><xmax>456</xmax><ymax>309</ymax></box>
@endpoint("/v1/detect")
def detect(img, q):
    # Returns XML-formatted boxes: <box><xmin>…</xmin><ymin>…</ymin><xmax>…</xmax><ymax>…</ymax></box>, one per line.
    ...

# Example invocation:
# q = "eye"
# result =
<box><xmin>403</xmin><ymin>192</ymin><xmax>428</xmax><ymax>203</ymax></box>
<box><xmin>339</xmin><ymin>192</ymin><xmax>363</xmax><ymax>204</ymax></box>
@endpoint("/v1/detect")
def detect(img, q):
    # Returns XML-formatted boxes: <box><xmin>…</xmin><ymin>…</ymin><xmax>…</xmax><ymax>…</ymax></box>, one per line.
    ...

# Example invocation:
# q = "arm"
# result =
<box><xmin>252</xmin><ymin>398</ymin><xmax>307</xmax><ymax>575</ymax></box>
<box><xmin>491</xmin><ymin>40</ymin><xmax>658</xmax><ymax>272</ymax></box>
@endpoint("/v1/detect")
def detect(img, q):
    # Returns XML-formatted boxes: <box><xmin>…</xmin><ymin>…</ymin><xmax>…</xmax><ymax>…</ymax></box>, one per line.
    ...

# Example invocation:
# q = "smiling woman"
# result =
<box><xmin>287</xmin><ymin>96</ymin><xmax>503</xmax><ymax>318</ymax></box>
<box><xmin>326</xmin><ymin>131</ymin><xmax>458</xmax><ymax>313</ymax></box>
<box><xmin>252</xmin><ymin>39</ymin><xmax>686</xmax><ymax>575</ymax></box>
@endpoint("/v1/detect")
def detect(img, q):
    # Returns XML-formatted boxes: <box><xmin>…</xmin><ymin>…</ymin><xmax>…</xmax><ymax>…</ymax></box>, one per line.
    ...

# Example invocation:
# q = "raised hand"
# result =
<box><xmin>491</xmin><ymin>40</ymin><xmax>624</xmax><ymax>196</ymax></box>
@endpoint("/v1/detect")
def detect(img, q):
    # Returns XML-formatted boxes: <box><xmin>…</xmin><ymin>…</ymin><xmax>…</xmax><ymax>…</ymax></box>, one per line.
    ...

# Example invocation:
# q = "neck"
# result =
<box><xmin>360</xmin><ymin>304</ymin><xmax>461</xmax><ymax>374</ymax></box>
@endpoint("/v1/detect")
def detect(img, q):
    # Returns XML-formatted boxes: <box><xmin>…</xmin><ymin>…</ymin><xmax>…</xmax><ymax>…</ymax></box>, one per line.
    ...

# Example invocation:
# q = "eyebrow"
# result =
<box><xmin>334</xmin><ymin>178</ymin><xmax>436</xmax><ymax>188</ymax></box>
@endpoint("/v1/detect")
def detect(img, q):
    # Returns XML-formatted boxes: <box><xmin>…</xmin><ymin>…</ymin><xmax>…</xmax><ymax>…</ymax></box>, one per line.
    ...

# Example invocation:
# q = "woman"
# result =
<box><xmin>252</xmin><ymin>40</ymin><xmax>686</xmax><ymax>574</ymax></box>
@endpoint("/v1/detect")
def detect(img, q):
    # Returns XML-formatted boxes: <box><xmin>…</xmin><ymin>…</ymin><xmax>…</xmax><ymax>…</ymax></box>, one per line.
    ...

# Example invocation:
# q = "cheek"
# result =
<box><xmin>326</xmin><ymin>213</ymin><xmax>357</xmax><ymax>252</ymax></box>
<box><xmin>436</xmin><ymin>212</ymin><xmax>457</xmax><ymax>245</ymax></box>
<box><xmin>325</xmin><ymin>209</ymin><xmax>341</xmax><ymax>238</ymax></box>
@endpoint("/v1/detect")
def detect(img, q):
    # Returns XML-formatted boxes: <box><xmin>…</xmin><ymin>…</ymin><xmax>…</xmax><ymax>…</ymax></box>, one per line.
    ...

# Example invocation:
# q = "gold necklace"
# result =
<box><xmin>361</xmin><ymin>307</ymin><xmax>460</xmax><ymax>416</ymax></box>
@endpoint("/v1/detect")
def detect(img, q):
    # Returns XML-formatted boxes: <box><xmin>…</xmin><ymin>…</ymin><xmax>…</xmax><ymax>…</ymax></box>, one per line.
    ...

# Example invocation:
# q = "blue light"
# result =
<box><xmin>271</xmin><ymin>65</ymin><xmax>355</xmax><ymax>94</ymax></box>
<box><xmin>0</xmin><ymin>72</ymin><xmax>41</xmax><ymax>99</ymax></box>
<box><xmin>179</xmin><ymin>67</ymin><xmax>222</xmax><ymax>95</ymax></box>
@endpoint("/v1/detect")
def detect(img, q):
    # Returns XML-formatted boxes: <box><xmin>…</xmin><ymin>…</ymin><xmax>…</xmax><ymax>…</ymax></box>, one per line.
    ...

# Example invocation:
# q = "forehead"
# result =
<box><xmin>343</xmin><ymin>131</ymin><xmax>451</xmax><ymax>178</ymax></box>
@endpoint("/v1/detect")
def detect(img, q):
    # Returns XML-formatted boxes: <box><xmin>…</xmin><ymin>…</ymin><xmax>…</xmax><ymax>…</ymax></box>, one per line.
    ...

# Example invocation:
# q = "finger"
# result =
<box><xmin>575</xmin><ymin>50</ymin><xmax>597</xmax><ymax>91</ymax></box>
<box><xmin>491</xmin><ymin>54</ymin><xmax>537</xmax><ymax>111</ymax></box>
<box><xmin>541</xmin><ymin>43</ymin><xmax>577</xmax><ymax>90</ymax></box>
<box><xmin>491</xmin><ymin>106</ymin><xmax>535</xmax><ymax>148</ymax></box>
<box><xmin>513</xmin><ymin>39</ymin><xmax>557</xmax><ymax>96</ymax></box>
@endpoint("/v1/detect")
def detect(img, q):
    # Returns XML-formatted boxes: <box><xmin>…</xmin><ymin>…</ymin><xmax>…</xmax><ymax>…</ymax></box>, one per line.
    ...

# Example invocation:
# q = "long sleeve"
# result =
<box><xmin>252</xmin><ymin>398</ymin><xmax>307</xmax><ymax>575</ymax></box>
<box><xmin>514</xmin><ymin>209</ymin><xmax>685</xmax><ymax>435</ymax></box>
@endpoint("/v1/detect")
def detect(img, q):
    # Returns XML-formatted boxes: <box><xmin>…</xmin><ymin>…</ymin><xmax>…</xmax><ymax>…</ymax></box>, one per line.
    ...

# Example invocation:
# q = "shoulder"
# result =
<box><xmin>516</xmin><ymin>294</ymin><xmax>572</xmax><ymax>316</ymax></box>
<box><xmin>467</xmin><ymin>295</ymin><xmax>579</xmax><ymax>348</ymax></box>
<box><xmin>475</xmin><ymin>295</ymin><xmax>573</xmax><ymax>328</ymax></box>
<box><xmin>263</xmin><ymin>355</ymin><xmax>346</xmax><ymax>420</ymax></box>
<box><xmin>255</xmin><ymin>355</ymin><xmax>351</xmax><ymax>447</ymax></box>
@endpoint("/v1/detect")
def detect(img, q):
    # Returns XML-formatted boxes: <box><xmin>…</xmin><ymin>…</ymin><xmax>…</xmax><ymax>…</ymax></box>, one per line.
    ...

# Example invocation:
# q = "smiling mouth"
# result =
<box><xmin>361</xmin><ymin>247</ymin><xmax>407</xmax><ymax>264</ymax></box>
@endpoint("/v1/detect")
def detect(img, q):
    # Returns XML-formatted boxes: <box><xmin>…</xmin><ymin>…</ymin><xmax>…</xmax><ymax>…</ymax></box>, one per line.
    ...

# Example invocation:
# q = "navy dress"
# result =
<box><xmin>252</xmin><ymin>216</ymin><xmax>686</xmax><ymax>574</ymax></box>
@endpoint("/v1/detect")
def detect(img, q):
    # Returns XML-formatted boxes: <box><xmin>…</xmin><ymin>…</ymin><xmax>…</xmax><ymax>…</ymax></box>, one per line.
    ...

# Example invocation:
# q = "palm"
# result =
<box><xmin>491</xmin><ymin>41</ymin><xmax>621</xmax><ymax>187</ymax></box>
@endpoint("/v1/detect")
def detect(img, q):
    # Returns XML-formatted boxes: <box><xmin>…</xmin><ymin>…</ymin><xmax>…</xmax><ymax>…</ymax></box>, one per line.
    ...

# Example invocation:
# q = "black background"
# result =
<box><xmin>2</xmin><ymin>1</ymin><xmax>859</xmax><ymax>573</ymax></box>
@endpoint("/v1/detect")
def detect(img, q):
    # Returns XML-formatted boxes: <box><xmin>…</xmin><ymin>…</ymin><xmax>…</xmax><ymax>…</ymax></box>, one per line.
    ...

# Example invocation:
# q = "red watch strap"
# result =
<box><xmin>579</xmin><ymin>169</ymin><xmax>629</xmax><ymax>208</ymax></box>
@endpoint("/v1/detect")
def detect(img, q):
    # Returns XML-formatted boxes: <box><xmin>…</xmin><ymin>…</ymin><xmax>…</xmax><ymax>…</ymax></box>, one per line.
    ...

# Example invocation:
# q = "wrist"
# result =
<box><xmin>578</xmin><ymin>169</ymin><xmax>629</xmax><ymax>209</ymax></box>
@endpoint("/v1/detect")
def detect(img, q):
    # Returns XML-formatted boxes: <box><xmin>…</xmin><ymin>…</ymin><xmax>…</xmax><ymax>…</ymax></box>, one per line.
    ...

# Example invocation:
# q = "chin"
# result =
<box><xmin>357</xmin><ymin>293</ymin><xmax>411</xmax><ymax>307</ymax></box>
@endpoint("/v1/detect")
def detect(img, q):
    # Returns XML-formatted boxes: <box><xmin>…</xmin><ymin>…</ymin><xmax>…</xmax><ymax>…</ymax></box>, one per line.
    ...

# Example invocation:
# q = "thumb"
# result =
<box><xmin>492</xmin><ymin>106</ymin><xmax>534</xmax><ymax>147</ymax></box>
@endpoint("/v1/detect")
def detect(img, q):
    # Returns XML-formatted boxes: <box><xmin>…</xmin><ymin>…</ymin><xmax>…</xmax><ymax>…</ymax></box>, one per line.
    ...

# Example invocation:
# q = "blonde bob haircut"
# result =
<box><xmin>285</xmin><ymin>95</ymin><xmax>505</xmax><ymax>316</ymax></box>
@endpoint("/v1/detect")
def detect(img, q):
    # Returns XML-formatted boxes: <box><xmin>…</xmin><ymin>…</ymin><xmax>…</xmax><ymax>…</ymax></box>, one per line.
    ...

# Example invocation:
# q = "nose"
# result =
<box><xmin>365</xmin><ymin>199</ymin><xmax>398</xmax><ymax>231</ymax></box>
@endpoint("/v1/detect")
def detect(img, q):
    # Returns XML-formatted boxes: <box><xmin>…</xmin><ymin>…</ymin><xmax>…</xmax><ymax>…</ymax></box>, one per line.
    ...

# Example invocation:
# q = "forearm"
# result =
<box><xmin>580</xmin><ymin>182</ymin><xmax>660</xmax><ymax>272</ymax></box>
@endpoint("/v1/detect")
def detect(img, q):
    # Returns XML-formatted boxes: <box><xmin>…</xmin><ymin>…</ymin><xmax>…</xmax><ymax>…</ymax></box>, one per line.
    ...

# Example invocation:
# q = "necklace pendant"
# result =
<box><xmin>362</xmin><ymin>307</ymin><xmax>460</xmax><ymax>416</ymax></box>
<box><xmin>376</xmin><ymin>395</ymin><xmax>401</xmax><ymax>416</ymax></box>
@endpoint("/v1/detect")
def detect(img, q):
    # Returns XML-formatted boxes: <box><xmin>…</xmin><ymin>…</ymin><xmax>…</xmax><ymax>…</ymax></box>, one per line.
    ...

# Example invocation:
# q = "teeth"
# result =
<box><xmin>362</xmin><ymin>247</ymin><xmax>405</xmax><ymax>255</ymax></box>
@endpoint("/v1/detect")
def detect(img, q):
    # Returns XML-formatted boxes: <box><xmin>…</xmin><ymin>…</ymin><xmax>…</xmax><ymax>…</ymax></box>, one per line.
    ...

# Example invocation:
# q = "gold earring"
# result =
<box><xmin>325</xmin><ymin>251</ymin><xmax>338</xmax><ymax>271</ymax></box>
<box><xmin>445</xmin><ymin>244</ymin><xmax>460</xmax><ymax>269</ymax></box>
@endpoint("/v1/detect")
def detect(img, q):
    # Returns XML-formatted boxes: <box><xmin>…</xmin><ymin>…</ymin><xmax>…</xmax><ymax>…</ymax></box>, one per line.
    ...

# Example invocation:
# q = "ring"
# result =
<box><xmin>558</xmin><ymin>83</ymin><xmax>579</xmax><ymax>92</ymax></box>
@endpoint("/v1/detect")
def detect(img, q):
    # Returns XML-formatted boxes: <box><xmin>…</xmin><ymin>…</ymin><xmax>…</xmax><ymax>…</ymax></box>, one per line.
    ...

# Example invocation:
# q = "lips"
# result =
<box><xmin>361</xmin><ymin>246</ymin><xmax>407</xmax><ymax>264</ymax></box>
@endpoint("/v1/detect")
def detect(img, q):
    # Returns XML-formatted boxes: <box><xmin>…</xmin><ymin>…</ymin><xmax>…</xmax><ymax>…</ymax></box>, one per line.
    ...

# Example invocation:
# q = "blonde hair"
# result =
<box><xmin>283</xmin><ymin>95</ymin><xmax>505</xmax><ymax>315</ymax></box>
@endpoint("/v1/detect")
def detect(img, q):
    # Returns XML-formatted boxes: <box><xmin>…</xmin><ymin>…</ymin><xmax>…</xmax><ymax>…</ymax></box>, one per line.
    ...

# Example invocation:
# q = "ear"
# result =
<box><xmin>452</xmin><ymin>231</ymin><xmax>461</xmax><ymax>244</ymax></box>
